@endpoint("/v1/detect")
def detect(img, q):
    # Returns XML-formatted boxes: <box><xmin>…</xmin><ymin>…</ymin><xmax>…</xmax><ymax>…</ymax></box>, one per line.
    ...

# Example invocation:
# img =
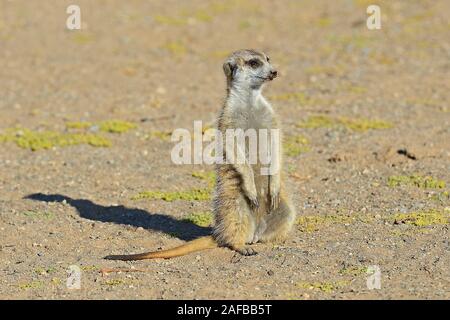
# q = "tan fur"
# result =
<box><xmin>105</xmin><ymin>236</ymin><xmax>217</xmax><ymax>260</ymax></box>
<box><xmin>105</xmin><ymin>49</ymin><xmax>296</xmax><ymax>260</ymax></box>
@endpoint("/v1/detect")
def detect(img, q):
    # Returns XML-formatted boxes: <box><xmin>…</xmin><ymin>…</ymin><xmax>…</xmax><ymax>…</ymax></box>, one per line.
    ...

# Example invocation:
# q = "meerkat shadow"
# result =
<box><xmin>24</xmin><ymin>193</ymin><xmax>211</xmax><ymax>241</ymax></box>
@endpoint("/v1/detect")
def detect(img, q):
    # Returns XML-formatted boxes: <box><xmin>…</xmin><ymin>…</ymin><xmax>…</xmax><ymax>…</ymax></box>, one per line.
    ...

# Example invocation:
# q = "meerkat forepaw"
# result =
<box><xmin>269</xmin><ymin>177</ymin><xmax>280</xmax><ymax>210</ymax></box>
<box><xmin>243</xmin><ymin>182</ymin><xmax>258</xmax><ymax>208</ymax></box>
<box><xmin>244</xmin><ymin>185</ymin><xmax>259</xmax><ymax>209</ymax></box>
<box><xmin>270</xmin><ymin>193</ymin><xmax>280</xmax><ymax>210</ymax></box>
<box><xmin>249</xmin><ymin>196</ymin><xmax>259</xmax><ymax>209</ymax></box>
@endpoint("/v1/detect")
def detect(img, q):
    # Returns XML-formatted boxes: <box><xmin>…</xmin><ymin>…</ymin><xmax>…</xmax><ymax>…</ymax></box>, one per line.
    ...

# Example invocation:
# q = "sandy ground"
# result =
<box><xmin>0</xmin><ymin>0</ymin><xmax>449</xmax><ymax>299</ymax></box>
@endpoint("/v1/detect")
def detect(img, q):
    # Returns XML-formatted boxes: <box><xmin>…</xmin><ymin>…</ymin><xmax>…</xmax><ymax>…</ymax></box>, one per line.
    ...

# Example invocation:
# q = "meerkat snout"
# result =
<box><xmin>268</xmin><ymin>69</ymin><xmax>278</xmax><ymax>80</ymax></box>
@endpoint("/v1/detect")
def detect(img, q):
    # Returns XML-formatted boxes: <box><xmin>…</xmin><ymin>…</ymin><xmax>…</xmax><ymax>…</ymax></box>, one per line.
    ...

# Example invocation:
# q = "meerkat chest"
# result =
<box><xmin>233</xmin><ymin>99</ymin><xmax>274</xmax><ymax>131</ymax></box>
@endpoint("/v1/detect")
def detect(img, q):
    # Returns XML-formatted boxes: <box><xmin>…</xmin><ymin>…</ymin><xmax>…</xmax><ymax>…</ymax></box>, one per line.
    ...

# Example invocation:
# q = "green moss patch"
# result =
<box><xmin>132</xmin><ymin>171</ymin><xmax>215</xmax><ymax>202</ymax></box>
<box><xmin>388</xmin><ymin>175</ymin><xmax>446</xmax><ymax>189</ymax></box>
<box><xmin>147</xmin><ymin>130</ymin><xmax>172</xmax><ymax>141</ymax></box>
<box><xmin>103</xmin><ymin>279</ymin><xmax>127</xmax><ymax>286</ymax></box>
<box><xmin>284</xmin><ymin>135</ymin><xmax>310</xmax><ymax>157</ymax></box>
<box><xmin>22</xmin><ymin>210</ymin><xmax>54</xmax><ymax>219</ymax></box>
<box><xmin>391</xmin><ymin>209</ymin><xmax>449</xmax><ymax>227</ymax></box>
<box><xmin>66</xmin><ymin>120</ymin><xmax>137</xmax><ymax>133</ymax></box>
<box><xmin>65</xmin><ymin>121</ymin><xmax>93</xmax><ymax>130</ymax></box>
<box><xmin>298</xmin><ymin>115</ymin><xmax>335</xmax><ymax>129</ymax></box>
<box><xmin>298</xmin><ymin>115</ymin><xmax>393</xmax><ymax>132</ymax></box>
<box><xmin>80</xmin><ymin>265</ymin><xmax>99</xmax><ymax>272</ymax></box>
<box><xmin>95</xmin><ymin>120</ymin><xmax>136</xmax><ymax>133</ymax></box>
<box><xmin>341</xmin><ymin>85</ymin><xmax>367</xmax><ymax>94</ymax></box>
<box><xmin>72</xmin><ymin>33</ymin><xmax>95</xmax><ymax>45</ymax></box>
<box><xmin>331</xmin><ymin>117</ymin><xmax>392</xmax><ymax>131</ymax></box>
<box><xmin>0</xmin><ymin>128</ymin><xmax>111</xmax><ymax>151</ymax></box>
<box><xmin>167</xmin><ymin>231</ymin><xmax>183</xmax><ymax>238</ymax></box>
<box><xmin>191</xmin><ymin>171</ymin><xmax>216</xmax><ymax>187</ymax></box>
<box><xmin>297</xmin><ymin>280</ymin><xmax>349</xmax><ymax>293</ymax></box>
<box><xmin>131</xmin><ymin>188</ymin><xmax>211</xmax><ymax>202</ymax></box>
<box><xmin>0</xmin><ymin>120</ymin><xmax>137</xmax><ymax>151</ymax></box>
<box><xmin>34</xmin><ymin>266</ymin><xmax>57</xmax><ymax>275</ymax></box>
<box><xmin>18</xmin><ymin>280</ymin><xmax>43</xmax><ymax>290</ymax></box>
<box><xmin>317</xmin><ymin>17</ymin><xmax>331</xmax><ymax>28</ymax></box>
<box><xmin>183</xmin><ymin>211</ymin><xmax>213</xmax><ymax>227</ymax></box>
<box><xmin>339</xmin><ymin>266</ymin><xmax>368</xmax><ymax>276</ymax></box>
<box><xmin>296</xmin><ymin>214</ymin><xmax>357</xmax><ymax>232</ymax></box>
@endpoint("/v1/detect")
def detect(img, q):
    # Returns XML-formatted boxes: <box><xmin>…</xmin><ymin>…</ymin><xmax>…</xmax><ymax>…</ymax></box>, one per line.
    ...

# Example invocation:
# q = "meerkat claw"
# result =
<box><xmin>271</xmin><ymin>194</ymin><xmax>280</xmax><ymax>210</ymax></box>
<box><xmin>250</xmin><ymin>197</ymin><xmax>259</xmax><ymax>209</ymax></box>
<box><xmin>235</xmin><ymin>246</ymin><xmax>258</xmax><ymax>256</ymax></box>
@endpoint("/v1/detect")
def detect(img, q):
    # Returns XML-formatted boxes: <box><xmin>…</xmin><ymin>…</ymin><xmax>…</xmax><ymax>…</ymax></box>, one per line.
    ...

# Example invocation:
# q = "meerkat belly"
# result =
<box><xmin>238</xmin><ymin>109</ymin><xmax>275</xmax><ymax>241</ymax></box>
<box><xmin>253</xmin><ymin>163</ymin><xmax>270</xmax><ymax>210</ymax></box>
<box><xmin>246</xmin><ymin>124</ymin><xmax>271</xmax><ymax>232</ymax></box>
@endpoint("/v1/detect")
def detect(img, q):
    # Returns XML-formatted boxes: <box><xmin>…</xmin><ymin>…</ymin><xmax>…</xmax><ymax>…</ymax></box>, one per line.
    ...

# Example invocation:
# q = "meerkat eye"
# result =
<box><xmin>248</xmin><ymin>59</ymin><xmax>261</xmax><ymax>68</ymax></box>
<box><xmin>266</xmin><ymin>56</ymin><xmax>270</xmax><ymax>62</ymax></box>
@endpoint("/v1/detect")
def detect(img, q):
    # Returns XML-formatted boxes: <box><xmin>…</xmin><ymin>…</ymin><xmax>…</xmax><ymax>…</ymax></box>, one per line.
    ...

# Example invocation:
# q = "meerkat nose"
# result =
<box><xmin>270</xmin><ymin>70</ymin><xmax>278</xmax><ymax>79</ymax></box>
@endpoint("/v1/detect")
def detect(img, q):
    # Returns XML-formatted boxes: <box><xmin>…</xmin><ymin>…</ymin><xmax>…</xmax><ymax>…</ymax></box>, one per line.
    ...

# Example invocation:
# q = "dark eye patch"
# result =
<box><xmin>247</xmin><ymin>58</ymin><xmax>262</xmax><ymax>68</ymax></box>
<box><xmin>266</xmin><ymin>56</ymin><xmax>270</xmax><ymax>62</ymax></box>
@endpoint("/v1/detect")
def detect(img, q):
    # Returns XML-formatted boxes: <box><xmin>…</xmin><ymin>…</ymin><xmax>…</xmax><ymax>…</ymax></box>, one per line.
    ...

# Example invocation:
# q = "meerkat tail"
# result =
<box><xmin>104</xmin><ymin>236</ymin><xmax>218</xmax><ymax>261</ymax></box>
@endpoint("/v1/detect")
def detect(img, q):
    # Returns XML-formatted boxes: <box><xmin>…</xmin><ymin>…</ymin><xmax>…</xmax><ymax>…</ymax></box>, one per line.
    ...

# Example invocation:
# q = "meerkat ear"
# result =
<box><xmin>223</xmin><ymin>61</ymin><xmax>236</xmax><ymax>79</ymax></box>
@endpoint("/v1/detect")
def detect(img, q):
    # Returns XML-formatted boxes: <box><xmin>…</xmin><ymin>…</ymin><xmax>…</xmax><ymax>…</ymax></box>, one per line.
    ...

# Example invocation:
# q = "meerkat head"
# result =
<box><xmin>223</xmin><ymin>49</ymin><xmax>278</xmax><ymax>90</ymax></box>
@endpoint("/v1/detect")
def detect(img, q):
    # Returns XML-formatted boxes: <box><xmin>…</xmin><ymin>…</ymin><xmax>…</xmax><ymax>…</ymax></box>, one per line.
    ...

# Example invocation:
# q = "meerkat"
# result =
<box><xmin>105</xmin><ymin>49</ymin><xmax>296</xmax><ymax>260</ymax></box>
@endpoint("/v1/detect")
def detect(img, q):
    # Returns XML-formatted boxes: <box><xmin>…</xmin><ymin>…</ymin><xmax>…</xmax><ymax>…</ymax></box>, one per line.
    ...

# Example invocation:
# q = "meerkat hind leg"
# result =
<box><xmin>214</xmin><ymin>196</ymin><xmax>258</xmax><ymax>256</ymax></box>
<box><xmin>259</xmin><ymin>197</ymin><xmax>295</xmax><ymax>243</ymax></box>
